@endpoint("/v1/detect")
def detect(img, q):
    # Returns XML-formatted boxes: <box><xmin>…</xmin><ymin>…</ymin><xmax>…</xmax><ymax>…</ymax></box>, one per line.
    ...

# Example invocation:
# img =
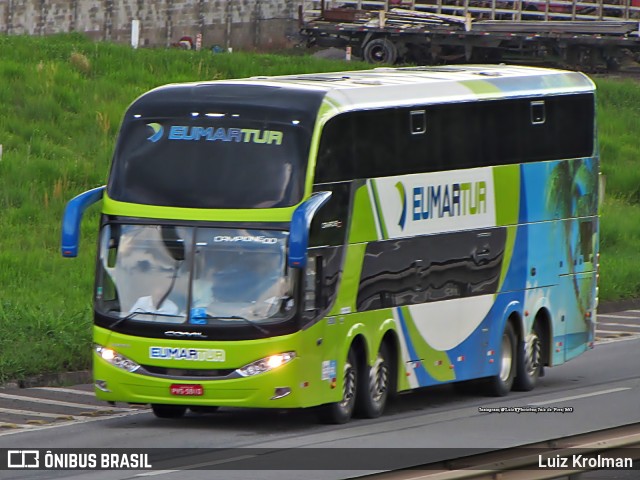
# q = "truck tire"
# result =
<box><xmin>363</xmin><ymin>38</ymin><xmax>398</xmax><ymax>64</ymax></box>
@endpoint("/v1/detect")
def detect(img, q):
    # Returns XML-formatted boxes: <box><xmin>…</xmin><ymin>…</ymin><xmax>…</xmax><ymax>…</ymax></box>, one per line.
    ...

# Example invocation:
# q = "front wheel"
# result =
<box><xmin>151</xmin><ymin>404</ymin><xmax>187</xmax><ymax>418</ymax></box>
<box><xmin>355</xmin><ymin>342</ymin><xmax>391</xmax><ymax>419</ymax></box>
<box><xmin>484</xmin><ymin>322</ymin><xmax>516</xmax><ymax>396</ymax></box>
<box><xmin>318</xmin><ymin>349</ymin><xmax>358</xmax><ymax>424</ymax></box>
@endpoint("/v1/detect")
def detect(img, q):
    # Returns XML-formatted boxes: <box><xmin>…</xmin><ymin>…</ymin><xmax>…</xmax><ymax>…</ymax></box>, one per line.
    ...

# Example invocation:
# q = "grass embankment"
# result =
<box><xmin>0</xmin><ymin>33</ymin><xmax>637</xmax><ymax>383</ymax></box>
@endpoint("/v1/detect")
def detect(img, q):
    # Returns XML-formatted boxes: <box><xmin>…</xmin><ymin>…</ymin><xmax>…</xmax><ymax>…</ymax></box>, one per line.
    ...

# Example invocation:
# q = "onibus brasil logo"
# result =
<box><xmin>396</xmin><ymin>180</ymin><xmax>488</xmax><ymax>230</ymax></box>
<box><xmin>146</xmin><ymin>123</ymin><xmax>283</xmax><ymax>144</ymax></box>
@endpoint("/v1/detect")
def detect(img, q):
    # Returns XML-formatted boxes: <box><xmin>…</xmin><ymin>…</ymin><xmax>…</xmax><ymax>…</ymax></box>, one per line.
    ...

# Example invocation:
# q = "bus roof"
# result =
<box><xmin>247</xmin><ymin>64</ymin><xmax>595</xmax><ymax>111</ymax></box>
<box><xmin>130</xmin><ymin>64</ymin><xmax>593</xmax><ymax>118</ymax></box>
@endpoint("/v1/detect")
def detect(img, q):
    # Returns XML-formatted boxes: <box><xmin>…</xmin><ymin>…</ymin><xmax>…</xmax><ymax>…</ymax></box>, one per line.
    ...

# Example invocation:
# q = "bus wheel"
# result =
<box><xmin>151</xmin><ymin>404</ymin><xmax>187</xmax><ymax>418</ymax></box>
<box><xmin>485</xmin><ymin>322</ymin><xmax>516</xmax><ymax>396</ymax></box>
<box><xmin>356</xmin><ymin>342</ymin><xmax>391</xmax><ymax>418</ymax></box>
<box><xmin>513</xmin><ymin>322</ymin><xmax>543</xmax><ymax>391</ymax></box>
<box><xmin>318</xmin><ymin>349</ymin><xmax>358</xmax><ymax>424</ymax></box>
<box><xmin>363</xmin><ymin>38</ymin><xmax>398</xmax><ymax>64</ymax></box>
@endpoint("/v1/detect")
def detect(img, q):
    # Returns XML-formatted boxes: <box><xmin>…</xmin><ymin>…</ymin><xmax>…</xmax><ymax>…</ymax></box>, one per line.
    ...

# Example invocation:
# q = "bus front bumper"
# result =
<box><xmin>93</xmin><ymin>355</ymin><xmax>332</xmax><ymax>409</ymax></box>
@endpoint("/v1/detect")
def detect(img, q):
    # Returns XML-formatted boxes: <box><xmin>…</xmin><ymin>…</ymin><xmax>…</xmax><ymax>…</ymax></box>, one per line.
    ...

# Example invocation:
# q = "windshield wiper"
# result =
<box><xmin>202</xmin><ymin>315</ymin><xmax>269</xmax><ymax>335</ymax></box>
<box><xmin>110</xmin><ymin>310</ymin><xmax>184</xmax><ymax>330</ymax></box>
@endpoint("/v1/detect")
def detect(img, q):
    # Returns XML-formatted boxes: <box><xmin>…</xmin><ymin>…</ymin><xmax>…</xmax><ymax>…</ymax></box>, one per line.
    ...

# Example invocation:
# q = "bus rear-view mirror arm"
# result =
<box><xmin>61</xmin><ymin>186</ymin><xmax>106</xmax><ymax>258</ymax></box>
<box><xmin>288</xmin><ymin>191</ymin><xmax>332</xmax><ymax>269</ymax></box>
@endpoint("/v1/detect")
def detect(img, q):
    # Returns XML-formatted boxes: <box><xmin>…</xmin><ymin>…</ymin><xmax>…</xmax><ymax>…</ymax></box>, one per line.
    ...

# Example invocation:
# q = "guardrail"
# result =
<box><xmin>360</xmin><ymin>423</ymin><xmax>640</xmax><ymax>480</ymax></box>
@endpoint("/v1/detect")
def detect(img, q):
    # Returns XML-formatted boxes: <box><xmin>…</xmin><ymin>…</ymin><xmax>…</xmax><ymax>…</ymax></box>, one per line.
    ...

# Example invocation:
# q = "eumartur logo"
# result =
<box><xmin>146</xmin><ymin>123</ymin><xmax>164</xmax><ymax>143</ymax></box>
<box><xmin>396</xmin><ymin>181</ymin><xmax>407</xmax><ymax>230</ymax></box>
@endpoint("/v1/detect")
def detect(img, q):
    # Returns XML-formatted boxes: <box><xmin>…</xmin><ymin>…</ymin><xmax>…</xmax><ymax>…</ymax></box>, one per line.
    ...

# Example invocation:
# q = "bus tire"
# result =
<box><xmin>513</xmin><ymin>322</ymin><xmax>543</xmax><ymax>391</ymax></box>
<box><xmin>485</xmin><ymin>322</ymin><xmax>516</xmax><ymax>397</ymax></box>
<box><xmin>363</xmin><ymin>38</ymin><xmax>398</xmax><ymax>64</ymax></box>
<box><xmin>355</xmin><ymin>342</ymin><xmax>391</xmax><ymax>418</ymax></box>
<box><xmin>318</xmin><ymin>349</ymin><xmax>358</xmax><ymax>424</ymax></box>
<box><xmin>151</xmin><ymin>404</ymin><xmax>187</xmax><ymax>418</ymax></box>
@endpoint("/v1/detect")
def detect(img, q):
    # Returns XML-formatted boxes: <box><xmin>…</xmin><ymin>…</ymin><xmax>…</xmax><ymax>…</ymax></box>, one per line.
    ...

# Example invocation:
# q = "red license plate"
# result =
<box><xmin>170</xmin><ymin>384</ymin><xmax>204</xmax><ymax>396</ymax></box>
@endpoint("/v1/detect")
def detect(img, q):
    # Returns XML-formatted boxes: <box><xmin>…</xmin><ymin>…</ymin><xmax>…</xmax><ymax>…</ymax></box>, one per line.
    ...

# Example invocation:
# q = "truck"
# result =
<box><xmin>299</xmin><ymin>0</ymin><xmax>640</xmax><ymax>70</ymax></box>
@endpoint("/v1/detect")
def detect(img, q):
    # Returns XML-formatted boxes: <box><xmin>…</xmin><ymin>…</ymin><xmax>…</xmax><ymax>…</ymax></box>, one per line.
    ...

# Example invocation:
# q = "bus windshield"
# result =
<box><xmin>107</xmin><ymin>115</ymin><xmax>310</xmax><ymax>209</ymax></box>
<box><xmin>96</xmin><ymin>224</ymin><xmax>293</xmax><ymax>326</ymax></box>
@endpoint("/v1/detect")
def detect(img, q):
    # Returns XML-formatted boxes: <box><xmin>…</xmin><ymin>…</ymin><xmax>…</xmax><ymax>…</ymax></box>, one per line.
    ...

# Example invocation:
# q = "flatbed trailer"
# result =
<box><xmin>299</xmin><ymin>0</ymin><xmax>640</xmax><ymax>70</ymax></box>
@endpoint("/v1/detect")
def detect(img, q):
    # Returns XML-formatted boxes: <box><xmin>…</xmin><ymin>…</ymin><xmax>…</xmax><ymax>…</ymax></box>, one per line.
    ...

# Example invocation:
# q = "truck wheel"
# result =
<box><xmin>363</xmin><ymin>38</ymin><xmax>398</xmax><ymax>64</ymax></box>
<box><xmin>151</xmin><ymin>404</ymin><xmax>187</xmax><ymax>418</ymax></box>
<box><xmin>318</xmin><ymin>349</ymin><xmax>358</xmax><ymax>424</ymax></box>
<box><xmin>484</xmin><ymin>322</ymin><xmax>516</xmax><ymax>396</ymax></box>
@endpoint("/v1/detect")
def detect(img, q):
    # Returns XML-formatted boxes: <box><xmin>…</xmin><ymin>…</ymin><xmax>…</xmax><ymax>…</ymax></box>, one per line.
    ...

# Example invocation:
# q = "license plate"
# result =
<box><xmin>170</xmin><ymin>384</ymin><xmax>204</xmax><ymax>396</ymax></box>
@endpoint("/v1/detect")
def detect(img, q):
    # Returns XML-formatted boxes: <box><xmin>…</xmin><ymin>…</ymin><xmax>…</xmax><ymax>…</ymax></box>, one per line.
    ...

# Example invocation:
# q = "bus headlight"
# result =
<box><xmin>236</xmin><ymin>352</ymin><xmax>296</xmax><ymax>377</ymax></box>
<box><xmin>95</xmin><ymin>345</ymin><xmax>140</xmax><ymax>373</ymax></box>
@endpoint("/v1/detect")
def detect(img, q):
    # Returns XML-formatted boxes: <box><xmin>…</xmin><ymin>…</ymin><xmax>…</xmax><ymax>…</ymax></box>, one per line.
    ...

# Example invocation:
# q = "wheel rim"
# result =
<box><xmin>499</xmin><ymin>332</ymin><xmax>513</xmax><ymax>383</ymax></box>
<box><xmin>369</xmin><ymin>353</ymin><xmax>389</xmax><ymax>405</ymax></box>
<box><xmin>370</xmin><ymin>46</ymin><xmax>386</xmax><ymax>62</ymax></box>
<box><xmin>339</xmin><ymin>360</ymin><xmax>356</xmax><ymax>410</ymax></box>
<box><xmin>524</xmin><ymin>331</ymin><xmax>541</xmax><ymax>377</ymax></box>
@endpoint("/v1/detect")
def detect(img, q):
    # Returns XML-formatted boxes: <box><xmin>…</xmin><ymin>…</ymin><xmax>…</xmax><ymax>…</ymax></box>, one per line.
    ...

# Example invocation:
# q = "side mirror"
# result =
<box><xmin>288</xmin><ymin>191</ymin><xmax>332</xmax><ymax>269</ymax></box>
<box><xmin>61</xmin><ymin>186</ymin><xmax>106</xmax><ymax>257</ymax></box>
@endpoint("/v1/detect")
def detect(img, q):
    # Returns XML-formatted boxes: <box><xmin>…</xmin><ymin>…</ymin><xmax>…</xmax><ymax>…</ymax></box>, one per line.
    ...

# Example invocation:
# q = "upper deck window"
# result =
<box><xmin>108</xmin><ymin>113</ymin><xmax>311</xmax><ymax>209</ymax></box>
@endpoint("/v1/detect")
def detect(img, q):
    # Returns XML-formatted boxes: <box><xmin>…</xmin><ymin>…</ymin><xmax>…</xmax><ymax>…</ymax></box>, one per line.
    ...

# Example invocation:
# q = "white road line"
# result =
<box><xmin>134</xmin><ymin>455</ymin><xmax>257</xmax><ymax>477</ymax></box>
<box><xmin>0</xmin><ymin>410</ymin><xmax>147</xmax><ymax>436</ymax></box>
<box><xmin>597</xmin><ymin>322</ymin><xmax>640</xmax><ymax>329</ymax></box>
<box><xmin>529</xmin><ymin>387</ymin><xmax>631</xmax><ymax>406</ymax></box>
<box><xmin>33</xmin><ymin>387</ymin><xmax>95</xmax><ymax>396</ymax></box>
<box><xmin>598</xmin><ymin>314</ymin><xmax>640</xmax><ymax>319</ymax></box>
<box><xmin>623</xmin><ymin>310</ymin><xmax>640</xmax><ymax>313</ymax></box>
<box><xmin>135</xmin><ymin>471</ymin><xmax>179</xmax><ymax>477</ymax></box>
<box><xmin>596</xmin><ymin>330</ymin><xmax>639</xmax><ymax>336</ymax></box>
<box><xmin>0</xmin><ymin>407</ymin><xmax>82</xmax><ymax>419</ymax></box>
<box><xmin>0</xmin><ymin>392</ymin><xmax>132</xmax><ymax>411</ymax></box>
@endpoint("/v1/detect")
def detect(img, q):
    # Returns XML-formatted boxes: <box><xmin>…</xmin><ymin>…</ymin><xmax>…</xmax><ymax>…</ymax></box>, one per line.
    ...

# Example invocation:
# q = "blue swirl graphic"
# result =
<box><xmin>396</xmin><ymin>181</ymin><xmax>407</xmax><ymax>230</ymax></box>
<box><xmin>146</xmin><ymin>123</ymin><xmax>164</xmax><ymax>143</ymax></box>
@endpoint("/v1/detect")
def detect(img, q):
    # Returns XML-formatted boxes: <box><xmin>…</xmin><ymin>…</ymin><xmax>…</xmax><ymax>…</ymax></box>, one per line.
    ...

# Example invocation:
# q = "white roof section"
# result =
<box><xmin>248</xmin><ymin>64</ymin><xmax>595</xmax><ymax>111</ymax></box>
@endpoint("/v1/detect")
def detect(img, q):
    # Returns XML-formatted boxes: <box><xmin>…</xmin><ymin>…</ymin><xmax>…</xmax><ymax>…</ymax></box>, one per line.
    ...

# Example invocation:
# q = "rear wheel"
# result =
<box><xmin>151</xmin><ymin>404</ymin><xmax>187</xmax><ymax>418</ymax></box>
<box><xmin>484</xmin><ymin>322</ymin><xmax>516</xmax><ymax>396</ymax></box>
<box><xmin>356</xmin><ymin>342</ymin><xmax>391</xmax><ymax>418</ymax></box>
<box><xmin>318</xmin><ymin>349</ymin><xmax>358</xmax><ymax>424</ymax></box>
<box><xmin>363</xmin><ymin>38</ymin><xmax>398</xmax><ymax>64</ymax></box>
<box><xmin>513</xmin><ymin>322</ymin><xmax>543</xmax><ymax>391</ymax></box>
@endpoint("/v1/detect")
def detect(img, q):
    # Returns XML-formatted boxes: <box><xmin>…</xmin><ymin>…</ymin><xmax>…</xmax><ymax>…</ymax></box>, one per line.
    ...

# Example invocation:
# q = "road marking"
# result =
<box><xmin>0</xmin><ymin>410</ymin><xmax>146</xmax><ymax>436</ymax></box>
<box><xmin>623</xmin><ymin>310</ymin><xmax>640</xmax><ymax>313</ymax></box>
<box><xmin>0</xmin><ymin>392</ymin><xmax>132</xmax><ymax>411</ymax></box>
<box><xmin>33</xmin><ymin>387</ymin><xmax>96</xmax><ymax>396</ymax></box>
<box><xmin>529</xmin><ymin>387</ymin><xmax>631</xmax><ymax>406</ymax></box>
<box><xmin>134</xmin><ymin>455</ymin><xmax>257</xmax><ymax>477</ymax></box>
<box><xmin>0</xmin><ymin>407</ymin><xmax>82</xmax><ymax>420</ymax></box>
<box><xmin>598</xmin><ymin>314</ymin><xmax>640</xmax><ymax>319</ymax></box>
<box><xmin>597</xmin><ymin>323</ymin><xmax>640</xmax><ymax>329</ymax></box>
<box><xmin>596</xmin><ymin>330</ymin><xmax>638</xmax><ymax>336</ymax></box>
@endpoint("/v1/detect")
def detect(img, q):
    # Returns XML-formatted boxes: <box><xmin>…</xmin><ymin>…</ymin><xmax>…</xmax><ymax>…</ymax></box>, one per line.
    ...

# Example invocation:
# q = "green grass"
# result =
<box><xmin>0</xmin><ymin>33</ymin><xmax>638</xmax><ymax>383</ymax></box>
<box><xmin>0</xmin><ymin>34</ymin><xmax>369</xmax><ymax>383</ymax></box>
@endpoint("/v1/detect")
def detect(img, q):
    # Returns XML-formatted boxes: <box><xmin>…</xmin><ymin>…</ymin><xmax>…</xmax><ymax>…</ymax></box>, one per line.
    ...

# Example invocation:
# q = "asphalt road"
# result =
<box><xmin>0</xmin><ymin>308</ymin><xmax>638</xmax><ymax>479</ymax></box>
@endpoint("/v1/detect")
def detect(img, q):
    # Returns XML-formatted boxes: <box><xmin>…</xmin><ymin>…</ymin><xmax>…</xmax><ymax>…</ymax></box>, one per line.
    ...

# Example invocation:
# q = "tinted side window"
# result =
<box><xmin>316</xmin><ymin>94</ymin><xmax>594</xmax><ymax>183</ymax></box>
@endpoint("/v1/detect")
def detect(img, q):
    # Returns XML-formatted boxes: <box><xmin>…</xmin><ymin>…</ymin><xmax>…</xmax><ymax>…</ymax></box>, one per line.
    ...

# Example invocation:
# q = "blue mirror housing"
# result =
<box><xmin>61</xmin><ymin>186</ymin><xmax>106</xmax><ymax>257</ymax></box>
<box><xmin>288</xmin><ymin>191</ymin><xmax>332</xmax><ymax>269</ymax></box>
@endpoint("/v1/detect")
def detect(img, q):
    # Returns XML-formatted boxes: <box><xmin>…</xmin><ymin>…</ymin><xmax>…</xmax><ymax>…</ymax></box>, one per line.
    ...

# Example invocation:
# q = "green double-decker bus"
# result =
<box><xmin>62</xmin><ymin>65</ymin><xmax>599</xmax><ymax>423</ymax></box>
